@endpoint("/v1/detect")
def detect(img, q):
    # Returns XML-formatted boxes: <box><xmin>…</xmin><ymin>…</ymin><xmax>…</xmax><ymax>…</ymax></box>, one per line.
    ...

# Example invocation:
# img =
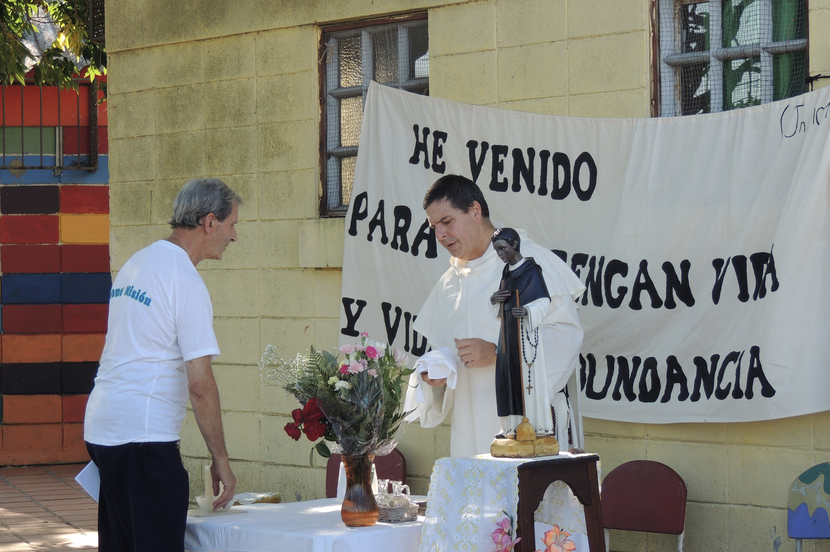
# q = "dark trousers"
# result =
<box><xmin>86</xmin><ymin>441</ymin><xmax>189</xmax><ymax>552</ymax></box>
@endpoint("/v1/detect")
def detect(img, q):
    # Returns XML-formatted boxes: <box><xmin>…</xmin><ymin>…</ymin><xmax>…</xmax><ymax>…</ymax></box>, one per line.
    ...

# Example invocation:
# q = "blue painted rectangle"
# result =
<box><xmin>0</xmin><ymin>155</ymin><xmax>109</xmax><ymax>184</ymax></box>
<box><xmin>1</xmin><ymin>273</ymin><xmax>62</xmax><ymax>304</ymax></box>
<box><xmin>61</xmin><ymin>272</ymin><xmax>113</xmax><ymax>304</ymax></box>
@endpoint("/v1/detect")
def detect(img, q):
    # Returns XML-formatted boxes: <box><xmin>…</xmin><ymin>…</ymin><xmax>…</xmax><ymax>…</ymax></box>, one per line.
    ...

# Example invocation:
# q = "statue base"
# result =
<box><xmin>489</xmin><ymin>435</ymin><xmax>560</xmax><ymax>458</ymax></box>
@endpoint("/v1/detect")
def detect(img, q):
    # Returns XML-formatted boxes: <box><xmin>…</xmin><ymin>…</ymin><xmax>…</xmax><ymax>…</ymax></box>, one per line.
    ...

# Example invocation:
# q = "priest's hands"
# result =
<box><xmin>420</xmin><ymin>372</ymin><xmax>447</xmax><ymax>387</ymax></box>
<box><xmin>455</xmin><ymin>338</ymin><xmax>497</xmax><ymax>369</ymax></box>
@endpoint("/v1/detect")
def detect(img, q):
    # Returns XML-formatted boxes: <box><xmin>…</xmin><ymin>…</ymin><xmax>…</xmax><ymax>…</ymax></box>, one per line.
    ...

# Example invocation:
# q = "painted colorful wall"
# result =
<box><xmin>0</xmin><ymin>81</ymin><xmax>109</xmax><ymax>466</ymax></box>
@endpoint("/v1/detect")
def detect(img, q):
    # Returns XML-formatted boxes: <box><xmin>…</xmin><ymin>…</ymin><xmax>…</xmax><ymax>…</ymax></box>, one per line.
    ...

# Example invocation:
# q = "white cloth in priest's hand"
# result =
<box><xmin>412</xmin><ymin>347</ymin><xmax>458</xmax><ymax>403</ymax></box>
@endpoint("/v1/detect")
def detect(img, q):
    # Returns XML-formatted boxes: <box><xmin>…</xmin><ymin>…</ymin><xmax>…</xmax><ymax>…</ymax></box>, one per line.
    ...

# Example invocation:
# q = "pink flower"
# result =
<box><xmin>367</xmin><ymin>368</ymin><xmax>378</xmax><ymax>378</ymax></box>
<box><xmin>360</xmin><ymin>332</ymin><xmax>368</xmax><ymax>337</ymax></box>
<box><xmin>492</xmin><ymin>518</ymin><xmax>521</xmax><ymax>552</ymax></box>
<box><xmin>339</xmin><ymin>344</ymin><xmax>355</xmax><ymax>355</ymax></box>
<box><xmin>365</xmin><ymin>346</ymin><xmax>379</xmax><ymax>359</ymax></box>
<box><xmin>393</xmin><ymin>348</ymin><xmax>409</xmax><ymax>366</ymax></box>
<box><xmin>538</xmin><ymin>525</ymin><xmax>575</xmax><ymax>552</ymax></box>
<box><xmin>347</xmin><ymin>360</ymin><xmax>364</xmax><ymax>374</ymax></box>
<box><xmin>340</xmin><ymin>364</ymin><xmax>349</xmax><ymax>374</ymax></box>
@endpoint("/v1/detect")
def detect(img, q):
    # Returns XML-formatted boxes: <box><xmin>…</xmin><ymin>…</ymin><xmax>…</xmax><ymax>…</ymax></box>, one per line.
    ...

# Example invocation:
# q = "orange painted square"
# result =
<box><xmin>59</xmin><ymin>214</ymin><xmax>109</xmax><ymax>244</ymax></box>
<box><xmin>62</xmin><ymin>395</ymin><xmax>89</xmax><ymax>423</ymax></box>
<box><xmin>3</xmin><ymin>424</ymin><xmax>62</xmax><ymax>454</ymax></box>
<box><xmin>62</xmin><ymin>334</ymin><xmax>106</xmax><ymax>362</ymax></box>
<box><xmin>3</xmin><ymin>395</ymin><xmax>62</xmax><ymax>424</ymax></box>
<box><xmin>2</xmin><ymin>334</ymin><xmax>62</xmax><ymax>363</ymax></box>
<box><xmin>62</xmin><ymin>424</ymin><xmax>90</xmax><ymax>462</ymax></box>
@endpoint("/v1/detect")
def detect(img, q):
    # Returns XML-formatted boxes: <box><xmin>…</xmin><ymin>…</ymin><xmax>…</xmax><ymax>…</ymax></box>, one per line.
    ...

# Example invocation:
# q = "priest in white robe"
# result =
<box><xmin>404</xmin><ymin>174</ymin><xmax>585</xmax><ymax>458</ymax></box>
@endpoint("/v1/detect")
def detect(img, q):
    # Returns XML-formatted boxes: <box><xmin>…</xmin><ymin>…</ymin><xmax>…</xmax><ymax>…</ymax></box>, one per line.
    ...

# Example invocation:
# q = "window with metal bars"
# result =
<box><xmin>1</xmin><ymin>78</ymin><xmax>100</xmax><ymax>172</ymax></box>
<box><xmin>657</xmin><ymin>0</ymin><xmax>808</xmax><ymax>116</ymax></box>
<box><xmin>320</xmin><ymin>15</ymin><xmax>429</xmax><ymax>216</ymax></box>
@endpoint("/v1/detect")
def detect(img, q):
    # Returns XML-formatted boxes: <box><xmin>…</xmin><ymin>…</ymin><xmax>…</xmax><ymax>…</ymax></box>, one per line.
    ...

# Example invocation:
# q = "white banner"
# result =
<box><xmin>341</xmin><ymin>81</ymin><xmax>830</xmax><ymax>423</ymax></box>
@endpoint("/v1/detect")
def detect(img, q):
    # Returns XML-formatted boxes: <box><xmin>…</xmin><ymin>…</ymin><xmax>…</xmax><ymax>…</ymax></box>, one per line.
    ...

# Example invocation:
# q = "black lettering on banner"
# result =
<box><xmin>691</xmin><ymin>355</ymin><xmax>718</xmax><ymax>401</ymax></box>
<box><xmin>341</xmin><ymin>297</ymin><xmax>367</xmax><ymax>337</ymax></box>
<box><xmin>367</xmin><ymin>200</ymin><xmax>389</xmax><ymax>244</ymax></box>
<box><xmin>663</xmin><ymin>260</ymin><xmax>695</xmax><ymax>309</ymax></box>
<box><xmin>551</xmin><ymin>152</ymin><xmax>571</xmax><ymax>200</ymax></box>
<box><xmin>572</xmin><ymin>152</ymin><xmax>597</xmax><ymax>201</ymax></box>
<box><xmin>384</xmin><ymin>303</ymin><xmax>430</xmax><ymax>356</ymax></box>
<box><xmin>638</xmin><ymin>357</ymin><xmax>661</xmax><ymax>403</ymax></box>
<box><xmin>410</xmin><ymin>219</ymin><xmax>438</xmax><ymax>259</ymax></box>
<box><xmin>408</xmin><ymin>125</ymin><xmax>448</xmax><ymax>174</ymax></box>
<box><xmin>750</xmin><ymin>248</ymin><xmax>779</xmax><ymax>300</ymax></box>
<box><xmin>570</xmin><ymin>253</ymin><xmax>589</xmax><ymax>279</ymax></box>
<box><xmin>467</xmin><ymin>140</ymin><xmax>490</xmax><ymax>182</ymax></box>
<box><xmin>629</xmin><ymin>260</ymin><xmax>664</xmax><ymax>310</ymax></box>
<box><xmin>489</xmin><ymin>145</ymin><xmax>509</xmax><ymax>192</ymax></box>
<box><xmin>391</xmin><ymin>205</ymin><xmax>412</xmax><ymax>252</ymax></box>
<box><xmin>348</xmin><ymin>191</ymin><xmax>369</xmax><ymax>237</ymax></box>
<box><xmin>581</xmin><ymin>347</ymin><xmax>777</xmax><ymax>404</ymax></box>
<box><xmin>512</xmin><ymin>148</ymin><xmax>535</xmax><ymax>193</ymax></box>
<box><xmin>538</xmin><ymin>150</ymin><xmax>551</xmax><ymax>196</ymax></box>
<box><xmin>745</xmin><ymin>345</ymin><xmax>776</xmax><ymax>398</ymax></box>
<box><xmin>661</xmin><ymin>356</ymin><xmax>690</xmax><ymax>402</ymax></box>
<box><xmin>611</xmin><ymin>356</ymin><xmax>640</xmax><ymax>401</ymax></box>
<box><xmin>381</xmin><ymin>302</ymin><xmax>404</xmax><ymax>344</ymax></box>
<box><xmin>712</xmin><ymin>248</ymin><xmax>778</xmax><ymax>304</ymax></box>
<box><xmin>604</xmin><ymin>259</ymin><xmax>629</xmax><ymax>309</ymax></box>
<box><xmin>581</xmin><ymin>255</ymin><xmax>605</xmax><ymax>307</ymax></box>
<box><xmin>403</xmin><ymin>311</ymin><xmax>429</xmax><ymax>355</ymax></box>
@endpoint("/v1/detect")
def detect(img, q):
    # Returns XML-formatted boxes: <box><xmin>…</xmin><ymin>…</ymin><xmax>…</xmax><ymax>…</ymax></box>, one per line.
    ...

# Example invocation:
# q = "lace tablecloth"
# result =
<box><xmin>421</xmin><ymin>454</ymin><xmax>588</xmax><ymax>552</ymax></box>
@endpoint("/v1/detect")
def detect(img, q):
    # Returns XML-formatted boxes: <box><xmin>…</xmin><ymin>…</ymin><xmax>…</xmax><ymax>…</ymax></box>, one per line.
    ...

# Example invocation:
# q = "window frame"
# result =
<box><xmin>318</xmin><ymin>13</ymin><xmax>429</xmax><ymax>216</ymax></box>
<box><xmin>656</xmin><ymin>0</ymin><xmax>808</xmax><ymax>117</ymax></box>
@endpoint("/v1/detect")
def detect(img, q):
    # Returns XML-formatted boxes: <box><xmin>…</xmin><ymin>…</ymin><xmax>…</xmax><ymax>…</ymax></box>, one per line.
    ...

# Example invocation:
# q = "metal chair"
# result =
<box><xmin>601</xmin><ymin>460</ymin><xmax>687</xmax><ymax>552</ymax></box>
<box><xmin>788</xmin><ymin>462</ymin><xmax>830</xmax><ymax>552</ymax></box>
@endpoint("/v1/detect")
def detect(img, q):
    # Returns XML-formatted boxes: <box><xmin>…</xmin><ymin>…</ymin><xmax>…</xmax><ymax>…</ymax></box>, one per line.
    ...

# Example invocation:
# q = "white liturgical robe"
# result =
<box><xmin>404</xmin><ymin>230</ymin><xmax>585</xmax><ymax>457</ymax></box>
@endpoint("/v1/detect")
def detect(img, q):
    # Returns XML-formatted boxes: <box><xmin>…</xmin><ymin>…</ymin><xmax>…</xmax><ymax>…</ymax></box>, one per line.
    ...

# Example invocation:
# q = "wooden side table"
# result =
<box><xmin>516</xmin><ymin>453</ymin><xmax>605</xmax><ymax>552</ymax></box>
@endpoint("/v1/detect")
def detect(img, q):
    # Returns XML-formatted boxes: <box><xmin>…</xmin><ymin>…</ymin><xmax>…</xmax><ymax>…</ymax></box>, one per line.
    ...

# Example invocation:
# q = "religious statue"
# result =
<box><xmin>489</xmin><ymin>228</ymin><xmax>561</xmax><ymax>457</ymax></box>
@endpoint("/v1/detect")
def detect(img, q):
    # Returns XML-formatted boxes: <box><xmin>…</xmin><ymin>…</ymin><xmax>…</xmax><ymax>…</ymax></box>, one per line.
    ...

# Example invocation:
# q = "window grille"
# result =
<box><xmin>657</xmin><ymin>0</ymin><xmax>807</xmax><ymax>116</ymax></box>
<box><xmin>321</xmin><ymin>15</ymin><xmax>429</xmax><ymax>216</ymax></box>
<box><xmin>1</xmin><ymin>78</ymin><xmax>100</xmax><ymax>172</ymax></box>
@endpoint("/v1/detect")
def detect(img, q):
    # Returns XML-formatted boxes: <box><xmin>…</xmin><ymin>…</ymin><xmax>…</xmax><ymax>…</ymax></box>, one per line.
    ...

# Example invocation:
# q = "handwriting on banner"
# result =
<box><xmin>780</xmin><ymin>98</ymin><xmax>830</xmax><ymax>138</ymax></box>
<box><xmin>408</xmin><ymin>125</ymin><xmax>598</xmax><ymax>201</ymax></box>
<box><xmin>556</xmin><ymin>248</ymin><xmax>778</xmax><ymax>309</ymax></box>
<box><xmin>580</xmin><ymin>346</ymin><xmax>776</xmax><ymax>404</ymax></box>
<box><xmin>341</xmin><ymin>297</ymin><xmax>429</xmax><ymax>355</ymax></box>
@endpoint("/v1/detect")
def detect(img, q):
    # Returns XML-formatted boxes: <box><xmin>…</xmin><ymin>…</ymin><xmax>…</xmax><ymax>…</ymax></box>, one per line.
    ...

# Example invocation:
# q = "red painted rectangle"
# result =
<box><xmin>60</xmin><ymin>186</ymin><xmax>109</xmax><ymax>214</ymax></box>
<box><xmin>62</xmin><ymin>304</ymin><xmax>108</xmax><ymax>333</ymax></box>
<box><xmin>61</xmin><ymin>244</ymin><xmax>110</xmax><ymax>272</ymax></box>
<box><xmin>61</xmin><ymin>126</ymin><xmax>108</xmax><ymax>155</ymax></box>
<box><xmin>0</xmin><ymin>215</ymin><xmax>60</xmax><ymax>244</ymax></box>
<box><xmin>1</xmin><ymin>244</ymin><xmax>61</xmax><ymax>273</ymax></box>
<box><xmin>3</xmin><ymin>304</ymin><xmax>62</xmax><ymax>333</ymax></box>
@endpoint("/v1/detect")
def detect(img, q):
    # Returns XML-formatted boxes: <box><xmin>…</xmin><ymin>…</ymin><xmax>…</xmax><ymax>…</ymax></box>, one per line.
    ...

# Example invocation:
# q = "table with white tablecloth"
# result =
<box><xmin>185</xmin><ymin>498</ymin><xmax>423</xmax><ymax>552</ymax></box>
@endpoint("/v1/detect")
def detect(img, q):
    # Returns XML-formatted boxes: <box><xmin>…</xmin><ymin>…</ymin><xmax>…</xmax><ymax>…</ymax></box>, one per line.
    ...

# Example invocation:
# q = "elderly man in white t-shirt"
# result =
<box><xmin>84</xmin><ymin>178</ymin><xmax>241</xmax><ymax>552</ymax></box>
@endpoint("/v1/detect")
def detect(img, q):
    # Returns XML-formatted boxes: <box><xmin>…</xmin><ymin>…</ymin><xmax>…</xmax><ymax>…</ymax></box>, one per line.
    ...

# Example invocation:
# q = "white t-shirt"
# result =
<box><xmin>84</xmin><ymin>240</ymin><xmax>221</xmax><ymax>446</ymax></box>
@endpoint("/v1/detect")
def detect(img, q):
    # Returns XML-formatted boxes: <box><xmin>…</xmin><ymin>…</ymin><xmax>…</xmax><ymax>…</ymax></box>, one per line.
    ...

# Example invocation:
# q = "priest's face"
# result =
<box><xmin>426</xmin><ymin>198</ymin><xmax>490</xmax><ymax>261</ymax></box>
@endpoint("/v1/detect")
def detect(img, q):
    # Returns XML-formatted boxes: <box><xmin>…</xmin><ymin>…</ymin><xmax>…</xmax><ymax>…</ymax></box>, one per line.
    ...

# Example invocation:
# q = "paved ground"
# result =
<box><xmin>0</xmin><ymin>464</ymin><xmax>98</xmax><ymax>551</ymax></box>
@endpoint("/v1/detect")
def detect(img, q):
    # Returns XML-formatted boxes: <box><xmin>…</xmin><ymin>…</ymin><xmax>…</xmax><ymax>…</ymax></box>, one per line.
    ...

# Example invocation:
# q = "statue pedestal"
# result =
<box><xmin>490</xmin><ymin>435</ymin><xmax>559</xmax><ymax>458</ymax></box>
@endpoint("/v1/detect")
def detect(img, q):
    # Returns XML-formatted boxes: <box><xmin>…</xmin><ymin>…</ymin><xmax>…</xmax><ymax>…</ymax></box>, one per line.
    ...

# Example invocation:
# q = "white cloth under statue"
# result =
<box><xmin>403</xmin><ymin>230</ymin><xmax>585</xmax><ymax>458</ymax></box>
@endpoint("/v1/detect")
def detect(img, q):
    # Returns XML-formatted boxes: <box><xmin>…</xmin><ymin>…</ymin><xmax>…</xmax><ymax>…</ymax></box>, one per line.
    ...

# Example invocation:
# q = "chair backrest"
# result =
<box><xmin>601</xmin><ymin>460</ymin><xmax>687</xmax><ymax>535</ymax></box>
<box><xmin>788</xmin><ymin>462</ymin><xmax>830</xmax><ymax>539</ymax></box>
<box><xmin>325</xmin><ymin>448</ymin><xmax>407</xmax><ymax>498</ymax></box>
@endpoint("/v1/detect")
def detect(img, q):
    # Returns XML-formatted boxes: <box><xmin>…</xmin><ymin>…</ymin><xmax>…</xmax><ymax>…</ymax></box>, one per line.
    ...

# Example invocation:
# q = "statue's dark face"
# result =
<box><xmin>493</xmin><ymin>239</ymin><xmax>521</xmax><ymax>266</ymax></box>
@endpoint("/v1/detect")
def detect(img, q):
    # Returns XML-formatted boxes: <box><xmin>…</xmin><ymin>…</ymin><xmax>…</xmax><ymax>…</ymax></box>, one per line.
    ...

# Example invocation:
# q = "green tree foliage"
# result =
<box><xmin>0</xmin><ymin>0</ymin><xmax>106</xmax><ymax>90</ymax></box>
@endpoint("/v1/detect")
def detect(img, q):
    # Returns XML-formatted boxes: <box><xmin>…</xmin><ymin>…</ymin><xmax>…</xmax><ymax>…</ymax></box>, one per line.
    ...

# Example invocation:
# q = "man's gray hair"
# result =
<box><xmin>169</xmin><ymin>178</ymin><xmax>243</xmax><ymax>229</ymax></box>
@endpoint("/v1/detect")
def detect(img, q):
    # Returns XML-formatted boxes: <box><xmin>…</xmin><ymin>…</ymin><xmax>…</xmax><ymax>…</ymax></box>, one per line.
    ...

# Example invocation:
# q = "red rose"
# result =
<box><xmin>303</xmin><ymin>398</ymin><xmax>325</xmax><ymax>423</ymax></box>
<box><xmin>303</xmin><ymin>420</ymin><xmax>327</xmax><ymax>441</ymax></box>
<box><xmin>284</xmin><ymin>422</ymin><xmax>302</xmax><ymax>441</ymax></box>
<box><xmin>291</xmin><ymin>408</ymin><xmax>304</xmax><ymax>424</ymax></box>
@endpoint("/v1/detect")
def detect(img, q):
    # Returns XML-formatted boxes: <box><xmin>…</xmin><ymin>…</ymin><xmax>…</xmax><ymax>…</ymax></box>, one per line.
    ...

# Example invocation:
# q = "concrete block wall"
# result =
<box><xmin>104</xmin><ymin>0</ymin><xmax>830</xmax><ymax>549</ymax></box>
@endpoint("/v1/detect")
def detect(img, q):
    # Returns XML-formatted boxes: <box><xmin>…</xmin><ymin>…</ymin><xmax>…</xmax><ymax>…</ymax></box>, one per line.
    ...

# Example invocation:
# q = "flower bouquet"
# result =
<box><xmin>260</xmin><ymin>333</ymin><xmax>414</xmax><ymax>526</ymax></box>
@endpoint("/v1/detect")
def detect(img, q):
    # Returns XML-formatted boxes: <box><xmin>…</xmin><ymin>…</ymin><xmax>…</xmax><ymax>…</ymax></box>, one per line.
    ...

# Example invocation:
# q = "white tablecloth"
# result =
<box><xmin>185</xmin><ymin>498</ymin><xmax>423</xmax><ymax>552</ymax></box>
<box><xmin>421</xmin><ymin>454</ymin><xmax>588</xmax><ymax>552</ymax></box>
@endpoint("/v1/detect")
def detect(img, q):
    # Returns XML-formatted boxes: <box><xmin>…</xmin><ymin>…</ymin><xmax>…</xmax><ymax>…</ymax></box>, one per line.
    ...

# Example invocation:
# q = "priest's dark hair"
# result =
<box><xmin>492</xmin><ymin>227</ymin><xmax>521</xmax><ymax>252</ymax></box>
<box><xmin>423</xmin><ymin>174</ymin><xmax>490</xmax><ymax>219</ymax></box>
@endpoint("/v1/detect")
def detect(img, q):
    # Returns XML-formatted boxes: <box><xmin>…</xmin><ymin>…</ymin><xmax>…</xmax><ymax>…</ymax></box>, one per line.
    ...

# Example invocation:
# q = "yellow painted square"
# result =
<box><xmin>60</xmin><ymin>214</ymin><xmax>110</xmax><ymax>244</ymax></box>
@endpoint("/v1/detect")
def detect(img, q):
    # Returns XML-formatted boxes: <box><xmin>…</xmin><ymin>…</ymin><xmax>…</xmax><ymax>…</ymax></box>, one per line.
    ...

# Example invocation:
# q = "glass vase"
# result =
<box><xmin>340</xmin><ymin>453</ymin><xmax>378</xmax><ymax>527</ymax></box>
